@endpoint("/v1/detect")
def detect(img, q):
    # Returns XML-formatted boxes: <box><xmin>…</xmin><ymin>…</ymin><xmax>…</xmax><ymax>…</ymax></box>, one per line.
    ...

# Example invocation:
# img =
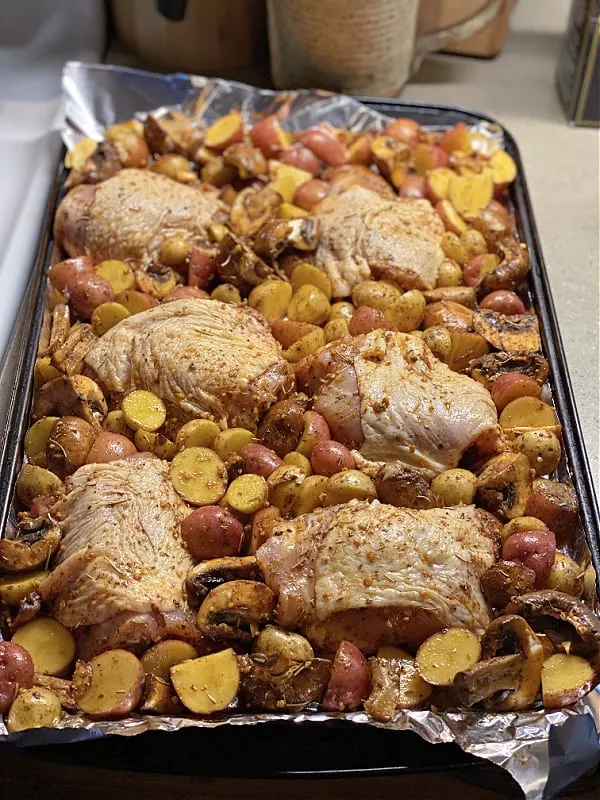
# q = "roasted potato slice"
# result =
<box><xmin>171</xmin><ymin>648</ymin><xmax>240</xmax><ymax>714</ymax></box>
<box><xmin>78</xmin><ymin>650</ymin><xmax>145</xmax><ymax>719</ymax></box>
<box><xmin>447</xmin><ymin>331</ymin><xmax>489</xmax><ymax>372</ymax></box>
<box><xmin>239</xmin><ymin>653</ymin><xmax>330</xmax><ymax>711</ymax></box>
<box><xmin>423</xmin><ymin>300</ymin><xmax>473</xmax><ymax>332</ymax></box>
<box><xmin>0</xmin><ymin>570</ymin><xmax>49</xmax><ymax>606</ymax></box>
<box><xmin>121</xmin><ymin>390</ymin><xmax>166</xmax><ymax>432</ymax></box>
<box><xmin>170</xmin><ymin>447</ymin><xmax>228</xmax><ymax>506</ymax></box>
<box><xmin>416</xmin><ymin>628</ymin><xmax>481</xmax><ymax>687</ymax></box>
<box><xmin>12</xmin><ymin>617</ymin><xmax>76</xmax><ymax>676</ymax></box>
<box><xmin>541</xmin><ymin>653</ymin><xmax>597</xmax><ymax>709</ymax></box>
<box><xmin>196</xmin><ymin>580</ymin><xmax>275</xmax><ymax>642</ymax></box>
<box><xmin>0</xmin><ymin>519</ymin><xmax>61</xmax><ymax>573</ymax></box>
<box><xmin>473</xmin><ymin>310</ymin><xmax>541</xmax><ymax>352</ymax></box>
<box><xmin>6</xmin><ymin>687</ymin><xmax>61</xmax><ymax>732</ymax></box>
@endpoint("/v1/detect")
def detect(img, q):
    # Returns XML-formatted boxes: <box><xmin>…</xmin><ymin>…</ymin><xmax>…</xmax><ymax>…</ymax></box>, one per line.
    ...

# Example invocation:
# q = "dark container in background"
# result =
<box><xmin>556</xmin><ymin>0</ymin><xmax>600</xmax><ymax>126</ymax></box>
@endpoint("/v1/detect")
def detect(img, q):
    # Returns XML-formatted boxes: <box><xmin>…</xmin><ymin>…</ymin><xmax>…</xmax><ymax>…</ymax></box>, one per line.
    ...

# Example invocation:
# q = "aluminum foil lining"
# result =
<box><xmin>2</xmin><ymin>60</ymin><xmax>598</xmax><ymax>800</ymax></box>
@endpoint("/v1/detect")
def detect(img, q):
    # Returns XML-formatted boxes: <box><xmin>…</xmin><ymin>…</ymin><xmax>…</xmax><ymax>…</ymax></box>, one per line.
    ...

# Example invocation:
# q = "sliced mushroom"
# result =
<box><xmin>196</xmin><ymin>580</ymin><xmax>275</xmax><ymax>642</ymax></box>
<box><xmin>254</xmin><ymin>216</ymin><xmax>319</xmax><ymax>262</ymax></box>
<box><xmin>374</xmin><ymin>463</ymin><xmax>439</xmax><ymax>510</ymax></box>
<box><xmin>454</xmin><ymin>614</ymin><xmax>543</xmax><ymax>710</ymax></box>
<box><xmin>51</xmin><ymin>323</ymin><xmax>97</xmax><ymax>376</ymax></box>
<box><xmin>65</xmin><ymin>141</ymin><xmax>122</xmax><ymax>189</ymax></box>
<box><xmin>144</xmin><ymin>112</ymin><xmax>202</xmax><ymax>157</ymax></box>
<box><xmin>506</xmin><ymin>590</ymin><xmax>600</xmax><ymax>670</ymax></box>
<box><xmin>473</xmin><ymin>309</ymin><xmax>541</xmax><ymax>352</ymax></box>
<box><xmin>136</xmin><ymin>265</ymin><xmax>178</xmax><ymax>298</ymax></box>
<box><xmin>33</xmin><ymin>375</ymin><xmax>107</xmax><ymax>429</ymax></box>
<box><xmin>476</xmin><ymin>452</ymin><xmax>533</xmax><ymax>521</ymax></box>
<box><xmin>46</xmin><ymin>416</ymin><xmax>97</xmax><ymax>478</ymax></box>
<box><xmin>215</xmin><ymin>232</ymin><xmax>279</xmax><ymax>295</ymax></box>
<box><xmin>35</xmin><ymin>660</ymin><xmax>93</xmax><ymax>711</ymax></box>
<box><xmin>186</xmin><ymin>556</ymin><xmax>262</xmax><ymax>603</ymax></box>
<box><xmin>141</xmin><ymin>674</ymin><xmax>185</xmax><ymax>714</ymax></box>
<box><xmin>476</xmin><ymin>233</ymin><xmax>530</xmax><ymax>296</ymax></box>
<box><xmin>469</xmin><ymin>351</ymin><xmax>549</xmax><ymax>390</ymax></box>
<box><xmin>45</xmin><ymin>304</ymin><xmax>71</xmax><ymax>357</ymax></box>
<box><xmin>223</xmin><ymin>142</ymin><xmax>267</xmax><ymax>180</ymax></box>
<box><xmin>480</xmin><ymin>560</ymin><xmax>537</xmax><ymax>611</ymax></box>
<box><xmin>239</xmin><ymin>652</ymin><xmax>331</xmax><ymax>711</ymax></box>
<box><xmin>10</xmin><ymin>591</ymin><xmax>42</xmax><ymax>630</ymax></box>
<box><xmin>230</xmin><ymin>187</ymin><xmax>281</xmax><ymax>237</ymax></box>
<box><xmin>286</xmin><ymin>217</ymin><xmax>319</xmax><ymax>251</ymax></box>
<box><xmin>0</xmin><ymin>518</ymin><xmax>61</xmax><ymax>573</ymax></box>
<box><xmin>423</xmin><ymin>286</ymin><xmax>477</xmax><ymax>308</ymax></box>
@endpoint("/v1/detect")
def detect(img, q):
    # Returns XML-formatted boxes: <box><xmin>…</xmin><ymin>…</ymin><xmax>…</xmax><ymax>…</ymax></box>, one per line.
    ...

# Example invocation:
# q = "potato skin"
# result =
<box><xmin>321</xmin><ymin>641</ymin><xmax>370</xmax><ymax>712</ymax></box>
<box><xmin>310</xmin><ymin>441</ymin><xmax>355</xmax><ymax>477</ymax></box>
<box><xmin>480</xmin><ymin>560</ymin><xmax>536</xmax><ymax>609</ymax></box>
<box><xmin>86</xmin><ymin>431</ymin><xmax>137</xmax><ymax>464</ymax></box>
<box><xmin>0</xmin><ymin>642</ymin><xmax>35</xmax><ymax>714</ymax></box>
<box><xmin>69</xmin><ymin>273</ymin><xmax>115</xmax><ymax>318</ymax></box>
<box><xmin>46</xmin><ymin>416</ymin><xmax>97</xmax><ymax>478</ymax></box>
<box><xmin>240</xmin><ymin>444</ymin><xmax>284</xmax><ymax>478</ymax></box>
<box><xmin>257</xmin><ymin>395</ymin><xmax>308</xmax><ymax>457</ymax></box>
<box><xmin>374</xmin><ymin>464</ymin><xmax>438</xmax><ymax>510</ymax></box>
<box><xmin>181</xmin><ymin>506</ymin><xmax>245</xmax><ymax>561</ymax></box>
<box><xmin>525</xmin><ymin>479</ymin><xmax>579</xmax><ymax>544</ymax></box>
<box><xmin>502</xmin><ymin>529</ymin><xmax>556</xmax><ymax>588</ymax></box>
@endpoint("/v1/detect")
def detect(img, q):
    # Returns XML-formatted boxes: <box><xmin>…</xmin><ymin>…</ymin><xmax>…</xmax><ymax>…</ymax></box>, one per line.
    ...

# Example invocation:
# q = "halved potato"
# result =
<box><xmin>175</xmin><ymin>419</ymin><xmax>221</xmax><ymax>451</ymax></box>
<box><xmin>6</xmin><ymin>687</ymin><xmax>61</xmax><ymax>732</ymax></box>
<box><xmin>12</xmin><ymin>618</ymin><xmax>76</xmax><ymax>676</ymax></box>
<box><xmin>499</xmin><ymin>397</ymin><xmax>560</xmax><ymax>436</ymax></box>
<box><xmin>416</xmin><ymin>628</ymin><xmax>481</xmax><ymax>686</ymax></box>
<box><xmin>96</xmin><ymin>260</ymin><xmax>135</xmax><ymax>294</ymax></box>
<box><xmin>141</xmin><ymin>640</ymin><xmax>199</xmax><ymax>681</ymax></box>
<box><xmin>541</xmin><ymin>653</ymin><xmax>596</xmax><ymax>709</ymax></box>
<box><xmin>223</xmin><ymin>474</ymin><xmax>268</xmax><ymax>515</ymax></box>
<box><xmin>141</xmin><ymin>675</ymin><xmax>185</xmax><ymax>714</ymax></box>
<box><xmin>0</xmin><ymin>569</ymin><xmax>49</xmax><ymax>606</ymax></box>
<box><xmin>24</xmin><ymin>417</ymin><xmax>59</xmax><ymax>462</ymax></box>
<box><xmin>170</xmin><ymin>648</ymin><xmax>240</xmax><ymax>714</ymax></box>
<box><xmin>170</xmin><ymin>446</ymin><xmax>228</xmax><ymax>505</ymax></box>
<box><xmin>15</xmin><ymin>464</ymin><xmax>63</xmax><ymax>509</ymax></box>
<box><xmin>121</xmin><ymin>390</ymin><xmax>166</xmax><ymax>432</ymax></box>
<box><xmin>91</xmin><ymin>302</ymin><xmax>130</xmax><ymax>337</ymax></box>
<box><xmin>78</xmin><ymin>649</ymin><xmax>145</xmax><ymax>719</ymax></box>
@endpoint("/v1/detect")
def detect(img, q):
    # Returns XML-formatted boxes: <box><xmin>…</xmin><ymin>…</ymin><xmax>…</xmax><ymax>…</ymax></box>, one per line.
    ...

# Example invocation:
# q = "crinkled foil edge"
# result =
<box><xmin>2</xmin><ymin>61</ymin><xmax>598</xmax><ymax>800</ymax></box>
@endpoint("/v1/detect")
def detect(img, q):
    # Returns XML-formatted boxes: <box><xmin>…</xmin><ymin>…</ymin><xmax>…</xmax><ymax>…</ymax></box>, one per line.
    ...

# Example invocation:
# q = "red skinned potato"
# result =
<box><xmin>0</xmin><ymin>642</ymin><xmax>35</xmax><ymax>714</ymax></box>
<box><xmin>491</xmin><ymin>372</ymin><xmax>541</xmax><ymax>411</ymax></box>
<box><xmin>188</xmin><ymin>247</ymin><xmax>217</xmax><ymax>289</ymax></box>
<box><xmin>480</xmin><ymin>290</ymin><xmax>526</xmax><ymax>315</ymax></box>
<box><xmin>321</xmin><ymin>641</ymin><xmax>370</xmax><ymax>712</ymax></box>
<box><xmin>181</xmin><ymin>506</ymin><xmax>245</xmax><ymax>561</ymax></box>
<box><xmin>298</xmin><ymin>127</ymin><xmax>347</xmax><ymax>167</ymax></box>
<box><xmin>69</xmin><ymin>274</ymin><xmax>115</xmax><ymax>318</ymax></box>
<box><xmin>525</xmin><ymin>479</ymin><xmax>579</xmax><ymax>544</ymax></box>
<box><xmin>279</xmin><ymin>145</ymin><xmax>322</xmax><ymax>176</ymax></box>
<box><xmin>48</xmin><ymin>256</ymin><xmax>95</xmax><ymax>294</ymax></box>
<box><xmin>384</xmin><ymin>118</ymin><xmax>421</xmax><ymax>148</ymax></box>
<box><xmin>293</xmin><ymin>179</ymin><xmax>331</xmax><ymax>211</ymax></box>
<box><xmin>502</xmin><ymin>529</ymin><xmax>556</xmax><ymax>588</ymax></box>
<box><xmin>348</xmin><ymin>306</ymin><xmax>396</xmax><ymax>336</ymax></box>
<box><xmin>296</xmin><ymin>411</ymin><xmax>331</xmax><ymax>458</ymax></box>
<box><xmin>399</xmin><ymin>175</ymin><xmax>427</xmax><ymax>199</ymax></box>
<box><xmin>310</xmin><ymin>441</ymin><xmax>355</xmax><ymax>477</ymax></box>
<box><xmin>86</xmin><ymin>432</ymin><xmax>137</xmax><ymax>464</ymax></box>
<box><xmin>250</xmin><ymin>116</ymin><xmax>289</xmax><ymax>158</ymax></box>
<box><xmin>413</xmin><ymin>143</ymin><xmax>449</xmax><ymax>176</ymax></box>
<box><xmin>78</xmin><ymin>650</ymin><xmax>144</xmax><ymax>720</ymax></box>
<box><xmin>240</xmin><ymin>444</ymin><xmax>284</xmax><ymax>478</ymax></box>
<box><xmin>439</xmin><ymin>122</ymin><xmax>470</xmax><ymax>154</ymax></box>
<box><xmin>463</xmin><ymin>254</ymin><xmax>498</xmax><ymax>287</ymax></box>
<box><xmin>163</xmin><ymin>286</ymin><xmax>209</xmax><ymax>302</ymax></box>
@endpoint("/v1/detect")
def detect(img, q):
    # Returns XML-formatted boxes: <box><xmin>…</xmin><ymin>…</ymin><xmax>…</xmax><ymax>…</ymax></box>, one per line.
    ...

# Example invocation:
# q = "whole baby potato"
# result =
<box><xmin>240</xmin><ymin>444</ymin><xmax>283</xmax><ymax>478</ymax></box>
<box><xmin>0</xmin><ymin>642</ymin><xmax>35</xmax><ymax>714</ymax></box>
<box><xmin>502</xmin><ymin>529</ymin><xmax>556</xmax><ymax>588</ymax></box>
<box><xmin>431</xmin><ymin>469</ymin><xmax>476</xmax><ymax>506</ymax></box>
<box><xmin>310</xmin><ymin>441</ymin><xmax>355</xmax><ymax>477</ymax></box>
<box><xmin>181</xmin><ymin>506</ymin><xmax>245</xmax><ymax>561</ymax></box>
<box><xmin>69</xmin><ymin>274</ymin><xmax>116</xmax><ymax>318</ymax></box>
<box><xmin>86</xmin><ymin>432</ymin><xmax>138</xmax><ymax>464</ymax></box>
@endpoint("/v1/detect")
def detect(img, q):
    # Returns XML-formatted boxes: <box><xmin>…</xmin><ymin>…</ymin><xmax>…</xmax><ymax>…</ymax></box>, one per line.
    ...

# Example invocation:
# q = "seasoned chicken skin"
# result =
<box><xmin>313</xmin><ymin>187</ymin><xmax>444</xmax><ymax>297</ymax></box>
<box><xmin>39</xmin><ymin>455</ymin><xmax>198</xmax><ymax>659</ymax></box>
<box><xmin>257</xmin><ymin>501</ymin><xmax>501</xmax><ymax>654</ymax></box>
<box><xmin>296</xmin><ymin>330</ymin><xmax>498</xmax><ymax>474</ymax></box>
<box><xmin>54</xmin><ymin>168</ymin><xmax>225</xmax><ymax>266</ymax></box>
<box><xmin>85</xmin><ymin>298</ymin><xmax>293</xmax><ymax>429</ymax></box>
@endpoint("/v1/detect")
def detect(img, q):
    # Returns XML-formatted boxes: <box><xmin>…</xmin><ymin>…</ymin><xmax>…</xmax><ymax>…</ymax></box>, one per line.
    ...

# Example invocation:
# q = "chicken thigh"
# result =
<box><xmin>296</xmin><ymin>330</ymin><xmax>498</xmax><ymax>475</ymax></box>
<box><xmin>54</xmin><ymin>168</ymin><xmax>225</xmax><ymax>266</ymax></box>
<box><xmin>39</xmin><ymin>455</ymin><xmax>198</xmax><ymax>659</ymax></box>
<box><xmin>85</xmin><ymin>298</ymin><xmax>293</xmax><ymax>429</ymax></box>
<box><xmin>313</xmin><ymin>187</ymin><xmax>444</xmax><ymax>297</ymax></box>
<box><xmin>257</xmin><ymin>501</ymin><xmax>500</xmax><ymax>653</ymax></box>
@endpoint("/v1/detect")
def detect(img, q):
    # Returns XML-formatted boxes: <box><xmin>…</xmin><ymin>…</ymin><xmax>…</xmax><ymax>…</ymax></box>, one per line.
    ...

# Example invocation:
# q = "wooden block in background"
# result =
<box><xmin>417</xmin><ymin>0</ymin><xmax>516</xmax><ymax>57</ymax></box>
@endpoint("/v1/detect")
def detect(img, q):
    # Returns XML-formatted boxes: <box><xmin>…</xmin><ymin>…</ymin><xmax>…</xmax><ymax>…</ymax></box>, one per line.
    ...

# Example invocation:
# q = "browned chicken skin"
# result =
<box><xmin>312</xmin><ymin>186</ymin><xmax>445</xmax><ymax>297</ymax></box>
<box><xmin>257</xmin><ymin>501</ymin><xmax>501</xmax><ymax>654</ymax></box>
<box><xmin>54</xmin><ymin>168</ymin><xmax>225</xmax><ymax>267</ymax></box>
<box><xmin>85</xmin><ymin>298</ymin><xmax>293</xmax><ymax>429</ymax></box>
<box><xmin>39</xmin><ymin>455</ymin><xmax>201</xmax><ymax>660</ymax></box>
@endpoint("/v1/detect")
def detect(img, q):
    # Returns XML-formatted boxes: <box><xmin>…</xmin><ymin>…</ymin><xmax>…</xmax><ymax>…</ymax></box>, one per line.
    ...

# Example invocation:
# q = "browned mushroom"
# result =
<box><xmin>0</xmin><ymin>518</ymin><xmax>61</xmax><ymax>573</ymax></box>
<box><xmin>469</xmin><ymin>351</ymin><xmax>549</xmax><ymax>391</ymax></box>
<box><xmin>254</xmin><ymin>217</ymin><xmax>319</xmax><ymax>262</ymax></box>
<box><xmin>196</xmin><ymin>580</ymin><xmax>275</xmax><ymax>642</ymax></box>
<box><xmin>239</xmin><ymin>652</ymin><xmax>331</xmax><ymax>711</ymax></box>
<box><xmin>454</xmin><ymin>614</ymin><xmax>543</xmax><ymax>710</ymax></box>
<box><xmin>186</xmin><ymin>556</ymin><xmax>262</xmax><ymax>603</ymax></box>
<box><xmin>374</xmin><ymin>464</ymin><xmax>439</xmax><ymax>510</ymax></box>
<box><xmin>480</xmin><ymin>560</ymin><xmax>537</xmax><ymax>611</ymax></box>
<box><xmin>223</xmin><ymin>142</ymin><xmax>267</xmax><ymax>180</ymax></box>
<box><xmin>215</xmin><ymin>232</ymin><xmax>280</xmax><ymax>295</ymax></box>
<box><xmin>476</xmin><ymin>452</ymin><xmax>533</xmax><ymax>521</ymax></box>
<box><xmin>506</xmin><ymin>590</ymin><xmax>600</xmax><ymax>671</ymax></box>
<box><xmin>230</xmin><ymin>187</ymin><xmax>282</xmax><ymax>237</ymax></box>
<box><xmin>33</xmin><ymin>375</ymin><xmax>107</xmax><ymax>429</ymax></box>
